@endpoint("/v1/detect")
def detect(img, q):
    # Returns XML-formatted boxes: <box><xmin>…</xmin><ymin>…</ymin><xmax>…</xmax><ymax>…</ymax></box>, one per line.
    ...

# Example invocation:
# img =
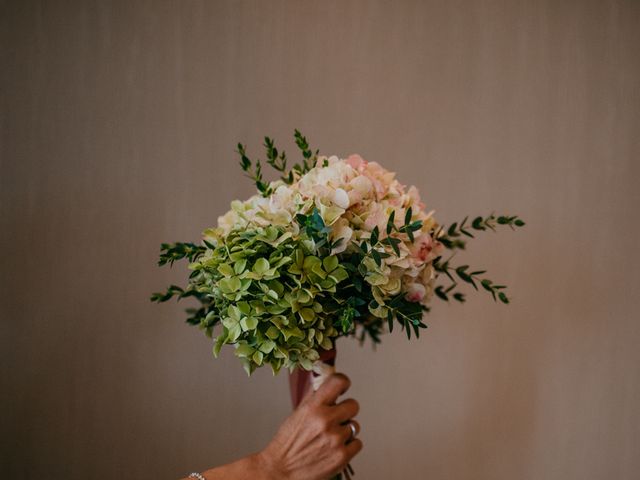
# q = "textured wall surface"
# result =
<box><xmin>2</xmin><ymin>1</ymin><xmax>639</xmax><ymax>479</ymax></box>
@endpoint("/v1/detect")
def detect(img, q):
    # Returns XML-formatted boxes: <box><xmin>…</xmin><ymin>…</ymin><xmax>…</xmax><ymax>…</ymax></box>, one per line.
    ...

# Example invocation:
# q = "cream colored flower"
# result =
<box><xmin>330</xmin><ymin>218</ymin><xmax>354</xmax><ymax>254</ymax></box>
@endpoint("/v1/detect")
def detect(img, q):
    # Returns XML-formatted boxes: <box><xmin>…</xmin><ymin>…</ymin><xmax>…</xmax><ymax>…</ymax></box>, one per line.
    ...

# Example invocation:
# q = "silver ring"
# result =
<box><xmin>348</xmin><ymin>421</ymin><xmax>357</xmax><ymax>441</ymax></box>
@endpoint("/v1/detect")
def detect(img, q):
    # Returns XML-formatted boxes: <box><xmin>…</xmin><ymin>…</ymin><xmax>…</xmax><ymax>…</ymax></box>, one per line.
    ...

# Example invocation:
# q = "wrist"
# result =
<box><xmin>251</xmin><ymin>450</ymin><xmax>286</xmax><ymax>480</ymax></box>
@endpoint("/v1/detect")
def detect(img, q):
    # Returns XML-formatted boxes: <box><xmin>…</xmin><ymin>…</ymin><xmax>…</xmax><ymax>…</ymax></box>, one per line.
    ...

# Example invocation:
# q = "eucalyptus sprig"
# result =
<box><xmin>439</xmin><ymin>213</ymin><xmax>525</xmax><ymax>250</ymax></box>
<box><xmin>385</xmin><ymin>294</ymin><xmax>429</xmax><ymax>340</ymax></box>
<box><xmin>349</xmin><ymin>208</ymin><xmax>431</xmax><ymax>340</ymax></box>
<box><xmin>293</xmin><ymin>129</ymin><xmax>319</xmax><ymax>175</ymax></box>
<box><xmin>434</xmin><ymin>284</ymin><xmax>466</xmax><ymax>303</ymax></box>
<box><xmin>237</xmin><ymin>143</ymin><xmax>272</xmax><ymax>196</ymax></box>
<box><xmin>157</xmin><ymin>242</ymin><xmax>206</xmax><ymax>266</ymax></box>
<box><xmin>434</xmin><ymin>257</ymin><xmax>510</xmax><ymax>304</ymax></box>
<box><xmin>295</xmin><ymin>208</ymin><xmax>343</xmax><ymax>256</ymax></box>
<box><xmin>359</xmin><ymin>208</ymin><xmax>423</xmax><ymax>268</ymax></box>
<box><xmin>237</xmin><ymin>130</ymin><xmax>320</xmax><ymax>197</ymax></box>
<box><xmin>264</xmin><ymin>137</ymin><xmax>294</xmax><ymax>184</ymax></box>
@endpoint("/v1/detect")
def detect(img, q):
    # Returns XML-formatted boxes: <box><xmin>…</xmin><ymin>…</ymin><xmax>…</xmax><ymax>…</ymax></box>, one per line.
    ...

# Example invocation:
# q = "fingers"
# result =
<box><xmin>328</xmin><ymin>436</ymin><xmax>363</xmax><ymax>479</ymax></box>
<box><xmin>332</xmin><ymin>398</ymin><xmax>359</xmax><ymax>424</ymax></box>
<box><xmin>342</xmin><ymin>438</ymin><xmax>363</xmax><ymax>464</ymax></box>
<box><xmin>313</xmin><ymin>373</ymin><xmax>351</xmax><ymax>405</ymax></box>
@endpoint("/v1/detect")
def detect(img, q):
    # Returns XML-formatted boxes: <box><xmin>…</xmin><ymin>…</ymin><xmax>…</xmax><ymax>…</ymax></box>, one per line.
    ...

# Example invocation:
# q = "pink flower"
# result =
<box><xmin>359</xmin><ymin>162</ymin><xmax>395</xmax><ymax>199</ymax></box>
<box><xmin>405</xmin><ymin>283</ymin><xmax>426</xmax><ymax>302</ymax></box>
<box><xmin>364</xmin><ymin>204</ymin><xmax>387</xmax><ymax>231</ymax></box>
<box><xmin>347</xmin><ymin>175</ymin><xmax>374</xmax><ymax>205</ymax></box>
<box><xmin>406</xmin><ymin>186</ymin><xmax>426</xmax><ymax>210</ymax></box>
<box><xmin>409</xmin><ymin>234</ymin><xmax>436</xmax><ymax>264</ymax></box>
<box><xmin>346</xmin><ymin>154</ymin><xmax>367</xmax><ymax>171</ymax></box>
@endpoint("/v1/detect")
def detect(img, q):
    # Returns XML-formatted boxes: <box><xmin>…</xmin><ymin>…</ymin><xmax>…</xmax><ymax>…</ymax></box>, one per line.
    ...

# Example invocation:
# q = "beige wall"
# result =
<box><xmin>2</xmin><ymin>1</ymin><xmax>639</xmax><ymax>479</ymax></box>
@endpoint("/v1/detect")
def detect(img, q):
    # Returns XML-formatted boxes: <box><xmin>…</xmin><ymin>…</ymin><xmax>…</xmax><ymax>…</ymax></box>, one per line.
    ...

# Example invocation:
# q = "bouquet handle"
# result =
<box><xmin>288</xmin><ymin>349</ymin><xmax>353</xmax><ymax>479</ymax></box>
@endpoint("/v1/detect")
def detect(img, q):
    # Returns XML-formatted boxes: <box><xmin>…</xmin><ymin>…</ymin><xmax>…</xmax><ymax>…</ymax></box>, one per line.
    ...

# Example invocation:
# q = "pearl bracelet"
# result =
<box><xmin>188</xmin><ymin>473</ymin><xmax>206</xmax><ymax>480</ymax></box>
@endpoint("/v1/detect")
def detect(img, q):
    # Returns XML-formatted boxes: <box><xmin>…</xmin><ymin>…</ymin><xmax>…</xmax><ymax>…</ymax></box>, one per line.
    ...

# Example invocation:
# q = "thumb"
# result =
<box><xmin>312</xmin><ymin>373</ymin><xmax>351</xmax><ymax>406</ymax></box>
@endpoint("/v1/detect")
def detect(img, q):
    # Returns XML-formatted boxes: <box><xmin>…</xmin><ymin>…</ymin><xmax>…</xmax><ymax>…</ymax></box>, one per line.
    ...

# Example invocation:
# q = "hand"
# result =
<box><xmin>258</xmin><ymin>373</ymin><xmax>362</xmax><ymax>480</ymax></box>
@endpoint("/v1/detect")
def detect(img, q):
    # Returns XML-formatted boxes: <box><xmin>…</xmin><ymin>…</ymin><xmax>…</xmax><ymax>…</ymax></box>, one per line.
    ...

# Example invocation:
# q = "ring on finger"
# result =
<box><xmin>347</xmin><ymin>421</ymin><xmax>357</xmax><ymax>441</ymax></box>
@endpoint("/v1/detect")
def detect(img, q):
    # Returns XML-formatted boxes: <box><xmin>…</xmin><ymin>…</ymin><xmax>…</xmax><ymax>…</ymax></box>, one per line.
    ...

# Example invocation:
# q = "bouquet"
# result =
<box><xmin>152</xmin><ymin>129</ymin><xmax>523</xmax><ymax>385</ymax></box>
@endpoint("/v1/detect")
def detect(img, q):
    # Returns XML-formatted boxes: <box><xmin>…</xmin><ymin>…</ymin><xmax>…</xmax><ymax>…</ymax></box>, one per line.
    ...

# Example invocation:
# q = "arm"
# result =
<box><xmin>182</xmin><ymin>374</ymin><xmax>362</xmax><ymax>480</ymax></box>
<box><xmin>180</xmin><ymin>454</ymin><xmax>273</xmax><ymax>480</ymax></box>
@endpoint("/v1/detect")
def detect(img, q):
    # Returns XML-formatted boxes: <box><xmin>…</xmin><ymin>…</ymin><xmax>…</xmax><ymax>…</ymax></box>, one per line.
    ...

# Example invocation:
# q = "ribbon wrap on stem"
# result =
<box><xmin>289</xmin><ymin>348</ymin><xmax>337</xmax><ymax>407</ymax></box>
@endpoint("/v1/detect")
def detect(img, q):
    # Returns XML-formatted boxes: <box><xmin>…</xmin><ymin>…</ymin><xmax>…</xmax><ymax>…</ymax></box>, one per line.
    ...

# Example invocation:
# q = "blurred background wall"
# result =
<box><xmin>2</xmin><ymin>1</ymin><xmax>639</xmax><ymax>479</ymax></box>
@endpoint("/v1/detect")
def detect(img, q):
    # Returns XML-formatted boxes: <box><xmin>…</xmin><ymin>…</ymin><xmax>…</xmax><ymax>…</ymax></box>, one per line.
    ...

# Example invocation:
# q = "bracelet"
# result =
<box><xmin>188</xmin><ymin>473</ymin><xmax>206</xmax><ymax>480</ymax></box>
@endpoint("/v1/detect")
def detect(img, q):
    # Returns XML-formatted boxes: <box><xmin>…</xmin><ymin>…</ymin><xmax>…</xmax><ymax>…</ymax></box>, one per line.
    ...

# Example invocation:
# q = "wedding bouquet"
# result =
<box><xmin>152</xmin><ymin>131</ymin><xmax>524</xmax><ymax>378</ymax></box>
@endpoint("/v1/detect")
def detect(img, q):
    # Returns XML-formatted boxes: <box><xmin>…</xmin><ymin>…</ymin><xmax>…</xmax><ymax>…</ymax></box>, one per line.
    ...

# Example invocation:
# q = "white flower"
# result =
<box><xmin>331</xmin><ymin>188</ymin><xmax>350</xmax><ymax>209</ymax></box>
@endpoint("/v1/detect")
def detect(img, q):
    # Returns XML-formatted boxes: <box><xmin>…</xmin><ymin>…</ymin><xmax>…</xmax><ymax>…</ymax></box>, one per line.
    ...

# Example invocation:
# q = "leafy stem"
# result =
<box><xmin>434</xmin><ymin>257</ymin><xmax>510</xmax><ymax>304</ymax></box>
<box><xmin>439</xmin><ymin>213</ymin><xmax>525</xmax><ymax>250</ymax></box>
<box><xmin>237</xmin><ymin>143</ymin><xmax>272</xmax><ymax>196</ymax></box>
<box><xmin>359</xmin><ymin>208</ymin><xmax>423</xmax><ymax>267</ymax></box>
<box><xmin>293</xmin><ymin>129</ymin><xmax>319</xmax><ymax>175</ymax></box>
<box><xmin>295</xmin><ymin>208</ymin><xmax>342</xmax><ymax>257</ymax></box>
<box><xmin>236</xmin><ymin>130</ymin><xmax>320</xmax><ymax>196</ymax></box>
<box><xmin>264</xmin><ymin>136</ymin><xmax>294</xmax><ymax>184</ymax></box>
<box><xmin>157</xmin><ymin>242</ymin><xmax>206</xmax><ymax>266</ymax></box>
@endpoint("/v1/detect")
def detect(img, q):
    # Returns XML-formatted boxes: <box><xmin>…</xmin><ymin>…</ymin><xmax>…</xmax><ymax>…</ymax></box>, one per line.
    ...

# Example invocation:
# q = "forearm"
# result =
<box><xmin>181</xmin><ymin>452</ymin><xmax>280</xmax><ymax>480</ymax></box>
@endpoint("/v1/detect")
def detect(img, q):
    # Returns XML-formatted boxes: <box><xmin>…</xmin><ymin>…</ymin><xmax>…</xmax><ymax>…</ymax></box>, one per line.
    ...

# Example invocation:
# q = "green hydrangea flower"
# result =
<box><xmin>187</xmin><ymin>225</ymin><xmax>347</xmax><ymax>375</ymax></box>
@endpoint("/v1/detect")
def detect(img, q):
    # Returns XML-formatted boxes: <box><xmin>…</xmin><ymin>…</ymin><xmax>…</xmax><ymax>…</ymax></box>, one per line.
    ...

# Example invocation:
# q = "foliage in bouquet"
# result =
<box><xmin>152</xmin><ymin>131</ymin><xmax>524</xmax><ymax>375</ymax></box>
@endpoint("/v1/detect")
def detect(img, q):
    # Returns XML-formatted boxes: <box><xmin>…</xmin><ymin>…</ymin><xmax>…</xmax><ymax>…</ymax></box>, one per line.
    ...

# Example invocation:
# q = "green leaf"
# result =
<box><xmin>259</xmin><ymin>340</ymin><xmax>276</xmax><ymax>354</ymax></box>
<box><xmin>453</xmin><ymin>292</ymin><xmax>466</xmax><ymax>302</ymax></box>
<box><xmin>220</xmin><ymin>276</ymin><xmax>242</xmax><ymax>293</ymax></box>
<box><xmin>408</xmin><ymin>221</ymin><xmax>422</xmax><ymax>231</ymax></box>
<box><xmin>217</xmin><ymin>264</ymin><xmax>235</xmax><ymax>277</ymax></box>
<box><xmin>472</xmin><ymin>216</ymin><xmax>485</xmax><ymax>230</ymax></box>
<box><xmin>240</xmin><ymin>316</ymin><xmax>259</xmax><ymax>331</ymax></box>
<box><xmin>227</xmin><ymin>324</ymin><xmax>242</xmax><ymax>342</ymax></box>
<box><xmin>299</xmin><ymin>308</ymin><xmax>316</xmax><ymax>322</ymax></box>
<box><xmin>405</xmin><ymin>207</ymin><xmax>412</xmax><ymax>225</ymax></box>
<box><xmin>387</xmin><ymin>210</ymin><xmax>396</xmax><ymax>234</ymax></box>
<box><xmin>237</xmin><ymin>301</ymin><xmax>251</xmax><ymax>315</ymax></box>
<box><xmin>235</xmin><ymin>343</ymin><xmax>254</xmax><ymax>357</ymax></box>
<box><xmin>296</xmin><ymin>289</ymin><xmax>312</xmax><ymax>304</ymax></box>
<box><xmin>435</xmin><ymin>286</ymin><xmax>448</xmax><ymax>301</ymax></box>
<box><xmin>213</xmin><ymin>332</ymin><xmax>227</xmax><ymax>357</ymax></box>
<box><xmin>371</xmin><ymin>249</ymin><xmax>382</xmax><ymax>267</ymax></box>
<box><xmin>322</xmin><ymin>255</ymin><xmax>339</xmax><ymax>273</ymax></box>
<box><xmin>253</xmin><ymin>258</ymin><xmax>270</xmax><ymax>274</ymax></box>
<box><xmin>227</xmin><ymin>305</ymin><xmax>241</xmax><ymax>321</ymax></box>
<box><xmin>330</xmin><ymin>267</ymin><xmax>349</xmax><ymax>284</ymax></box>
<box><xmin>371</xmin><ymin>226</ymin><xmax>379</xmax><ymax>245</ymax></box>
<box><xmin>234</xmin><ymin>259</ymin><xmax>247</xmax><ymax>274</ymax></box>
<box><xmin>266</xmin><ymin>326</ymin><xmax>280</xmax><ymax>339</ymax></box>
<box><xmin>252</xmin><ymin>350</ymin><xmax>264</xmax><ymax>365</ymax></box>
<box><xmin>242</xmin><ymin>359</ymin><xmax>255</xmax><ymax>376</ymax></box>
